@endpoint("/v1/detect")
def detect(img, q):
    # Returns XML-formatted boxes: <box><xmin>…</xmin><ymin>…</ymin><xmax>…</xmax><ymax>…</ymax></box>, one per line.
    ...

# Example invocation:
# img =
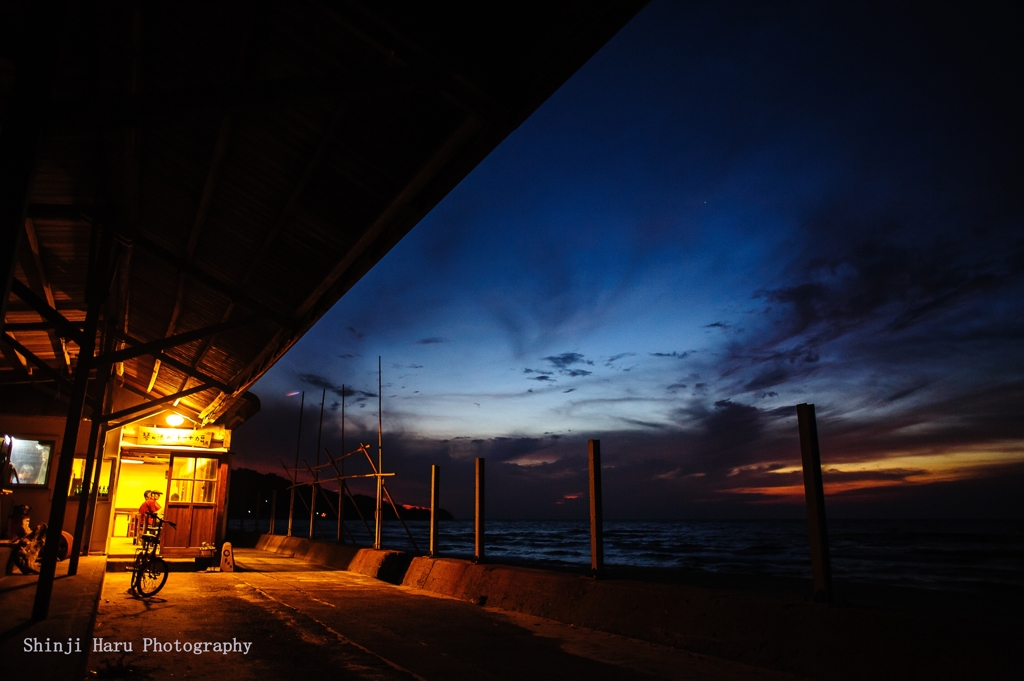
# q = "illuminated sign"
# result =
<box><xmin>138</xmin><ymin>427</ymin><xmax>214</xmax><ymax>448</ymax></box>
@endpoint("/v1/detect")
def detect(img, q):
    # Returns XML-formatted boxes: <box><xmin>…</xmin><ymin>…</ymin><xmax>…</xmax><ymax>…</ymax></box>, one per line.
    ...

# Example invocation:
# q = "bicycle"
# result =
<box><xmin>129</xmin><ymin>512</ymin><xmax>176</xmax><ymax>597</ymax></box>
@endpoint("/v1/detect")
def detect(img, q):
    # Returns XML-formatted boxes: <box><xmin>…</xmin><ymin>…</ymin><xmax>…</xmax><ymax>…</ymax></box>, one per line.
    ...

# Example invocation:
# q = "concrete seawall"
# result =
<box><xmin>253</xmin><ymin>534</ymin><xmax>1020</xmax><ymax>679</ymax></box>
<box><xmin>254</xmin><ymin>534</ymin><xmax>411</xmax><ymax>583</ymax></box>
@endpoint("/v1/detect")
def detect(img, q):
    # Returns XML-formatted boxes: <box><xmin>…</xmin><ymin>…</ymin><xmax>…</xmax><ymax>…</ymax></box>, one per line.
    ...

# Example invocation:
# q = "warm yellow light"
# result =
<box><xmin>166</xmin><ymin>413</ymin><xmax>185</xmax><ymax>426</ymax></box>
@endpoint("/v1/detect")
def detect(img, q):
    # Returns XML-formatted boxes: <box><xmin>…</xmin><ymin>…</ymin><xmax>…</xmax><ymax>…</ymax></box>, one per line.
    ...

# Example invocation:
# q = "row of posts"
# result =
<box><xmin>441</xmin><ymin>404</ymin><xmax>832</xmax><ymax>600</ymax></box>
<box><xmin>265</xmin><ymin>404</ymin><xmax>833</xmax><ymax>599</ymax></box>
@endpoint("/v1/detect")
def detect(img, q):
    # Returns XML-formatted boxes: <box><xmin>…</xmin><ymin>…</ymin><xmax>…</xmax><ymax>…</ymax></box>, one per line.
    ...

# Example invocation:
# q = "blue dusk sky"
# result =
<box><xmin>234</xmin><ymin>1</ymin><xmax>1024</xmax><ymax>520</ymax></box>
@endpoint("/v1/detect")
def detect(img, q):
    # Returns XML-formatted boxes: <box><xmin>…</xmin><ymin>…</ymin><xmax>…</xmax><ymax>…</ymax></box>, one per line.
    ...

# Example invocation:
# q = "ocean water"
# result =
<box><xmin>230</xmin><ymin>517</ymin><xmax>1024</xmax><ymax>594</ymax></box>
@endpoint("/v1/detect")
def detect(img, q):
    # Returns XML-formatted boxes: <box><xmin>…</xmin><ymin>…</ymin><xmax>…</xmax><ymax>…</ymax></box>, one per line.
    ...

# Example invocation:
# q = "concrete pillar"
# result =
<box><xmin>797</xmin><ymin>403</ymin><xmax>833</xmax><ymax>603</ymax></box>
<box><xmin>430</xmin><ymin>464</ymin><xmax>440</xmax><ymax>557</ymax></box>
<box><xmin>475</xmin><ymin>458</ymin><xmax>485</xmax><ymax>562</ymax></box>
<box><xmin>588</xmin><ymin>439</ymin><xmax>604</xmax><ymax>577</ymax></box>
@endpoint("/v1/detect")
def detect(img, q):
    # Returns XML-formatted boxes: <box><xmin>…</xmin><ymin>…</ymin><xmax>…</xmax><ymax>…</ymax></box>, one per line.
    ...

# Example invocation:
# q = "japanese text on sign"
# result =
<box><xmin>138</xmin><ymin>427</ymin><xmax>214</xmax><ymax>447</ymax></box>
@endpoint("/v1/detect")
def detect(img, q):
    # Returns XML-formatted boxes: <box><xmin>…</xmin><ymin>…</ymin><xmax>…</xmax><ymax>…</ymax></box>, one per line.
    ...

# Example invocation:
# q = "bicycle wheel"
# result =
<box><xmin>136</xmin><ymin>556</ymin><xmax>169</xmax><ymax>597</ymax></box>
<box><xmin>129</xmin><ymin>554</ymin><xmax>146</xmax><ymax>593</ymax></box>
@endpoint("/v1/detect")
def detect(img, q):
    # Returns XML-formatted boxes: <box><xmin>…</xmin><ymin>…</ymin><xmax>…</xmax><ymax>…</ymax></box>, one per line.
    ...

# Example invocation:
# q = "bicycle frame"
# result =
<box><xmin>130</xmin><ymin>512</ymin><xmax>176</xmax><ymax>597</ymax></box>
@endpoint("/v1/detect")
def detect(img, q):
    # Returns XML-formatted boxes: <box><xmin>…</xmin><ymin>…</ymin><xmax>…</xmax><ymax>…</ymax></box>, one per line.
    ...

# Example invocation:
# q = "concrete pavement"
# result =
<box><xmin>85</xmin><ymin>554</ymin><xmax>800</xmax><ymax>681</ymax></box>
<box><xmin>0</xmin><ymin>556</ymin><xmax>106</xmax><ymax>680</ymax></box>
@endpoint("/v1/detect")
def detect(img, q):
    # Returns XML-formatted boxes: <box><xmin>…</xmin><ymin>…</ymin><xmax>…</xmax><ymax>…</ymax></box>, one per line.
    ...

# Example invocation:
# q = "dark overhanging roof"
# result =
<box><xmin>1</xmin><ymin>1</ymin><xmax>648</xmax><ymax>427</ymax></box>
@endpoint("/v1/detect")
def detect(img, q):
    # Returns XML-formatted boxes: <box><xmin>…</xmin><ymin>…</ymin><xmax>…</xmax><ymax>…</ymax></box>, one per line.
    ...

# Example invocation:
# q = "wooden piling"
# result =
<box><xmin>588</xmin><ymin>439</ymin><xmax>604</xmax><ymax>577</ymax></box>
<box><xmin>797</xmin><ymin>403</ymin><xmax>833</xmax><ymax>603</ymax></box>
<box><xmin>475</xmin><ymin>458</ymin><xmax>485</xmax><ymax>562</ymax></box>
<box><xmin>430</xmin><ymin>464</ymin><xmax>440</xmax><ymax>557</ymax></box>
<box><xmin>269</xmin><ymin>489</ymin><xmax>277</xmax><ymax>535</ymax></box>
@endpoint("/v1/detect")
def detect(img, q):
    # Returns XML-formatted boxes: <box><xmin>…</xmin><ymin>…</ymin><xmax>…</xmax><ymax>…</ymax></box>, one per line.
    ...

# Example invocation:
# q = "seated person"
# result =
<box><xmin>138</xmin><ymin>490</ymin><xmax>162</xmax><ymax>538</ymax></box>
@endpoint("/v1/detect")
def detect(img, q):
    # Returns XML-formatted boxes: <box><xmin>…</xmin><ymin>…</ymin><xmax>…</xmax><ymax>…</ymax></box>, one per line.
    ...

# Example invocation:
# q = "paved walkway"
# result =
<box><xmin>84</xmin><ymin>550</ymin><xmax>800</xmax><ymax>681</ymax></box>
<box><xmin>0</xmin><ymin>556</ymin><xmax>106</xmax><ymax>679</ymax></box>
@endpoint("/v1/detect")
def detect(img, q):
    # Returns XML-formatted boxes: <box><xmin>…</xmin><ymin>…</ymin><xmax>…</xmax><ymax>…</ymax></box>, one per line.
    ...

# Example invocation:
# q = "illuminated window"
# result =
<box><xmin>169</xmin><ymin>457</ymin><xmax>217</xmax><ymax>503</ymax></box>
<box><xmin>67</xmin><ymin>458</ymin><xmax>114</xmax><ymax>498</ymax></box>
<box><xmin>5</xmin><ymin>437</ymin><xmax>54</xmax><ymax>487</ymax></box>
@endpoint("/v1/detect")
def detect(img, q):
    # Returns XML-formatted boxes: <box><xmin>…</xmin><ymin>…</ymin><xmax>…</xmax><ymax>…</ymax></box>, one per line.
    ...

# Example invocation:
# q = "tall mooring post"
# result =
<box><xmin>269</xmin><ymin>490</ymin><xmax>277</xmax><ymax>535</ymax></box>
<box><xmin>797</xmin><ymin>403</ymin><xmax>833</xmax><ymax>603</ymax></box>
<box><xmin>588</xmin><ymin>439</ymin><xmax>604</xmax><ymax>577</ymax></box>
<box><xmin>254</xmin><ymin>489</ymin><xmax>261</xmax><ymax>533</ymax></box>
<box><xmin>430</xmin><ymin>464</ymin><xmax>441</xmax><ymax>557</ymax></box>
<box><xmin>475</xmin><ymin>458</ymin><xmax>485</xmax><ymax>562</ymax></box>
<box><xmin>287</xmin><ymin>489</ymin><xmax>295</xmax><ymax>537</ymax></box>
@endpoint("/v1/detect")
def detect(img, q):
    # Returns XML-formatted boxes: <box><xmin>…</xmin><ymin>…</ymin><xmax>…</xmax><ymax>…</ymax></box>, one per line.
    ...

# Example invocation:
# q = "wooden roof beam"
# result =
<box><xmin>23</xmin><ymin>218</ymin><xmax>72</xmax><ymax>372</ymax></box>
<box><xmin>100</xmin><ymin>382</ymin><xmax>211</xmax><ymax>424</ymax></box>
<box><xmin>121</xmin><ymin>231</ymin><xmax>293</xmax><ymax>328</ymax></box>
<box><xmin>8</xmin><ymin>278</ymin><xmax>88</xmax><ymax>346</ymax></box>
<box><xmin>106</xmin><ymin>332</ymin><xmax>231</xmax><ymax>395</ymax></box>
<box><xmin>104</xmin><ymin>315</ymin><xmax>261</xmax><ymax>366</ymax></box>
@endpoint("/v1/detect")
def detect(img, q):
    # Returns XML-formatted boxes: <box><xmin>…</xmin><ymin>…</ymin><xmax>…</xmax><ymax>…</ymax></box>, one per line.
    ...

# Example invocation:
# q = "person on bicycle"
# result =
<box><xmin>139</xmin><ymin>490</ymin><xmax>162</xmax><ymax>535</ymax></box>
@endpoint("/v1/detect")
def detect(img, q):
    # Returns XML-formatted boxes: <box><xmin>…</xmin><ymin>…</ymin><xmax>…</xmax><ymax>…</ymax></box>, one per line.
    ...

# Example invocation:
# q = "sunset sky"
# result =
<box><xmin>234</xmin><ymin>1</ymin><xmax>1024</xmax><ymax>520</ymax></box>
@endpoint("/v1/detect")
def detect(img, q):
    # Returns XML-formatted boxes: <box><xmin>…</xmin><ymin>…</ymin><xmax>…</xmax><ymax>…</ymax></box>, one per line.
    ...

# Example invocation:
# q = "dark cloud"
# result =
<box><xmin>337</xmin><ymin>353</ymin><xmax>358</xmax><ymax>359</ymax></box>
<box><xmin>605</xmin><ymin>352</ymin><xmax>636</xmax><ymax>366</ymax></box>
<box><xmin>650</xmin><ymin>351</ymin><xmax>691</xmax><ymax>359</ymax></box>
<box><xmin>883</xmin><ymin>383</ymin><xmax>927</xmax><ymax>404</ymax></box>
<box><xmin>743</xmin><ymin>366</ymin><xmax>793</xmax><ymax>392</ymax></box>
<box><xmin>543</xmin><ymin>352</ymin><xmax>593</xmax><ymax>369</ymax></box>
<box><xmin>416</xmin><ymin>337</ymin><xmax>448</xmax><ymax>345</ymax></box>
<box><xmin>347</xmin><ymin>327</ymin><xmax>364</xmax><ymax>339</ymax></box>
<box><xmin>563</xmin><ymin>369</ymin><xmax>592</xmax><ymax>377</ymax></box>
<box><xmin>529</xmin><ymin>375</ymin><xmax>555</xmax><ymax>382</ymax></box>
<box><xmin>704</xmin><ymin>322</ymin><xmax>731</xmax><ymax>329</ymax></box>
<box><xmin>296</xmin><ymin>373</ymin><xmax>376</xmax><ymax>399</ymax></box>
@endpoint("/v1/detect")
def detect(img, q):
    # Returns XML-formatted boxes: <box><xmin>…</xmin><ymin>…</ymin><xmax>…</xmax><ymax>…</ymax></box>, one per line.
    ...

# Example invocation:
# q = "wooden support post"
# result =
<box><xmin>269</xmin><ymin>489</ymin><xmax>277</xmax><ymax>535</ymax></box>
<box><xmin>797</xmin><ymin>403</ymin><xmax>833</xmax><ymax>603</ymax></box>
<box><xmin>430</xmin><ymin>464</ymin><xmax>440</xmax><ymax>557</ymax></box>
<box><xmin>588</xmin><ymin>439</ymin><xmax>604</xmax><ymax>577</ymax></box>
<box><xmin>33</xmin><ymin>225</ymin><xmax>108</xmax><ymax>620</ymax></box>
<box><xmin>68</xmin><ymin>418</ymin><xmax>102</xmax><ymax>575</ymax></box>
<box><xmin>34</xmin><ymin>323</ymin><xmax>94</xmax><ymax>617</ymax></box>
<box><xmin>475</xmin><ymin>457</ymin><xmax>485</xmax><ymax>563</ymax></box>
<box><xmin>81</xmin><ymin>425</ymin><xmax>109</xmax><ymax>554</ymax></box>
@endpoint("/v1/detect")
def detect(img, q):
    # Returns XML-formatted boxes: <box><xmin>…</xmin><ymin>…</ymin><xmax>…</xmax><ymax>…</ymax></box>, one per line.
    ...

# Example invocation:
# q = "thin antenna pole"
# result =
<box><xmin>316</xmin><ymin>388</ymin><xmax>325</xmax><ymax>467</ymax></box>
<box><xmin>288</xmin><ymin>391</ymin><xmax>304</xmax><ymax>537</ymax></box>
<box><xmin>339</xmin><ymin>384</ymin><xmax>345</xmax><ymax>543</ymax></box>
<box><xmin>375</xmin><ymin>356</ymin><xmax>383</xmax><ymax>549</ymax></box>
<box><xmin>310</xmin><ymin>388</ymin><xmax>325</xmax><ymax>539</ymax></box>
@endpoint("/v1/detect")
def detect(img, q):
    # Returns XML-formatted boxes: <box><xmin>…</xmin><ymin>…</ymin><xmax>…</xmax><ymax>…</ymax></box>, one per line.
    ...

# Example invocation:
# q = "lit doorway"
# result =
<box><xmin>107</xmin><ymin>453</ymin><xmax>169</xmax><ymax>556</ymax></box>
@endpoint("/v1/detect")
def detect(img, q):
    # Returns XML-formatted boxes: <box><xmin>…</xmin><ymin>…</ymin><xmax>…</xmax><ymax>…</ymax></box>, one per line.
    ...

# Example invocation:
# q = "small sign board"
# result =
<box><xmin>138</xmin><ymin>427</ymin><xmax>215</xmax><ymax>448</ymax></box>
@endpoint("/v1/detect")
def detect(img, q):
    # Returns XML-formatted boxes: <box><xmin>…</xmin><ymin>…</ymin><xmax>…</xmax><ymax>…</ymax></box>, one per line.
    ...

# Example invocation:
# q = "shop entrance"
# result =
<box><xmin>108</xmin><ymin>453</ymin><xmax>170</xmax><ymax>556</ymax></box>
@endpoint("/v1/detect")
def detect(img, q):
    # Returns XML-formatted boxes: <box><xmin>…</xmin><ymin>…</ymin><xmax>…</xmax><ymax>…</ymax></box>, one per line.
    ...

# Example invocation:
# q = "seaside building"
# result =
<box><xmin>0</xmin><ymin>1</ymin><xmax>647</xmax><ymax>616</ymax></box>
